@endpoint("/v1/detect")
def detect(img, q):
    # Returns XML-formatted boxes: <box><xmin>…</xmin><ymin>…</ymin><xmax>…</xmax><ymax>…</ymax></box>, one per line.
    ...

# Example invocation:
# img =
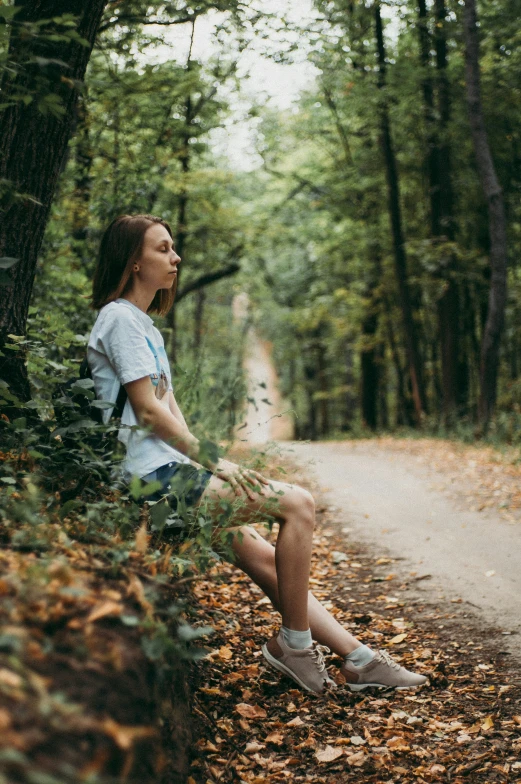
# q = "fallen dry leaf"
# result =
<box><xmin>235</xmin><ymin>703</ymin><xmax>267</xmax><ymax>719</ymax></box>
<box><xmin>0</xmin><ymin>668</ymin><xmax>22</xmax><ymax>688</ymax></box>
<box><xmin>389</xmin><ymin>632</ymin><xmax>408</xmax><ymax>644</ymax></box>
<box><xmin>315</xmin><ymin>745</ymin><xmax>344</xmax><ymax>763</ymax></box>
<box><xmin>286</xmin><ymin>716</ymin><xmax>304</xmax><ymax>727</ymax></box>
<box><xmin>134</xmin><ymin>522</ymin><xmax>148</xmax><ymax>554</ymax></box>
<box><xmin>265</xmin><ymin>731</ymin><xmax>284</xmax><ymax>746</ymax></box>
<box><xmin>244</xmin><ymin>741</ymin><xmax>266</xmax><ymax>754</ymax></box>
<box><xmin>481</xmin><ymin>716</ymin><xmax>494</xmax><ymax>731</ymax></box>
<box><xmin>346</xmin><ymin>750</ymin><xmax>367</xmax><ymax>766</ymax></box>
<box><xmin>386</xmin><ymin>735</ymin><xmax>410</xmax><ymax>751</ymax></box>
<box><xmin>218</xmin><ymin>646</ymin><xmax>233</xmax><ymax>661</ymax></box>
<box><xmin>101</xmin><ymin>718</ymin><xmax>156</xmax><ymax>750</ymax></box>
<box><xmin>86</xmin><ymin>601</ymin><xmax>122</xmax><ymax>624</ymax></box>
<box><xmin>126</xmin><ymin>574</ymin><xmax>153</xmax><ymax>615</ymax></box>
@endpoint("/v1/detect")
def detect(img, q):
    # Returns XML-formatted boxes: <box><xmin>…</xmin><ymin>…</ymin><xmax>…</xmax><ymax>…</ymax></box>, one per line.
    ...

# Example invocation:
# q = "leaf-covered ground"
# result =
<box><xmin>189</xmin><ymin>452</ymin><xmax>521</xmax><ymax>784</ymax></box>
<box><xmin>0</xmin><ymin>479</ymin><xmax>196</xmax><ymax>784</ymax></box>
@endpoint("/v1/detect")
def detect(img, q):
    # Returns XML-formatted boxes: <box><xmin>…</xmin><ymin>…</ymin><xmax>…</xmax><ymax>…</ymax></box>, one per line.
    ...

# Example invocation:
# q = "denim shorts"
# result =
<box><xmin>140</xmin><ymin>461</ymin><xmax>213</xmax><ymax>511</ymax></box>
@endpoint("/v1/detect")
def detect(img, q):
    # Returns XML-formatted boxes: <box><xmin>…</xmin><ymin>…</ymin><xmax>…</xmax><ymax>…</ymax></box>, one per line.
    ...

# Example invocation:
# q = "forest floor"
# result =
<box><xmin>188</xmin><ymin>443</ymin><xmax>521</xmax><ymax>784</ymax></box>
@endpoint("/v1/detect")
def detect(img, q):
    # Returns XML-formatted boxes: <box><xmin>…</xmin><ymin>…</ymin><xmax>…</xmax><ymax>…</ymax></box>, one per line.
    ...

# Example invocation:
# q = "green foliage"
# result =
<box><xmin>238</xmin><ymin>0</ymin><xmax>521</xmax><ymax>438</ymax></box>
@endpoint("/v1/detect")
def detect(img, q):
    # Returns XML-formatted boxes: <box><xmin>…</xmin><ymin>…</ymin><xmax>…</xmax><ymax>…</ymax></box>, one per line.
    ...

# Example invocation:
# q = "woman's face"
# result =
<box><xmin>136</xmin><ymin>223</ymin><xmax>180</xmax><ymax>291</ymax></box>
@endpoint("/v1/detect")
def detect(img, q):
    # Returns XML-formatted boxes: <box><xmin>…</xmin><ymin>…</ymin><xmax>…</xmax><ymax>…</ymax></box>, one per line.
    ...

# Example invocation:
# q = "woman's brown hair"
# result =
<box><xmin>91</xmin><ymin>214</ymin><xmax>177</xmax><ymax>316</ymax></box>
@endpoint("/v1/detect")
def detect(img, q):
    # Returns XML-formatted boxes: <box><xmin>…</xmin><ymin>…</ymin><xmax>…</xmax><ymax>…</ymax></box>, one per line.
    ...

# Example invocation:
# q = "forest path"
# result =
<box><xmin>240</xmin><ymin>325</ymin><xmax>294</xmax><ymax>443</ymax></box>
<box><xmin>239</xmin><ymin>323</ymin><xmax>520</xmax><ymax>657</ymax></box>
<box><xmin>283</xmin><ymin>439</ymin><xmax>521</xmax><ymax>658</ymax></box>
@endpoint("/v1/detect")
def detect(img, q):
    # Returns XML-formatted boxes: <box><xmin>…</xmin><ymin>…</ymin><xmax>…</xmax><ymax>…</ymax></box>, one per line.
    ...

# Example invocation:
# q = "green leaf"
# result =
<box><xmin>177</xmin><ymin>623</ymin><xmax>214</xmax><ymax>642</ymax></box>
<box><xmin>59</xmin><ymin>499</ymin><xmax>82</xmax><ymax>519</ymax></box>
<box><xmin>150</xmin><ymin>499</ymin><xmax>171</xmax><ymax>529</ymax></box>
<box><xmin>71</xmin><ymin>378</ymin><xmax>94</xmax><ymax>391</ymax></box>
<box><xmin>0</xmin><ymin>6</ymin><xmax>21</xmax><ymax>20</ymax></box>
<box><xmin>129</xmin><ymin>475</ymin><xmax>142</xmax><ymax>501</ymax></box>
<box><xmin>139</xmin><ymin>479</ymin><xmax>162</xmax><ymax>497</ymax></box>
<box><xmin>121</xmin><ymin>615</ymin><xmax>140</xmax><ymax>626</ymax></box>
<box><xmin>197</xmin><ymin>437</ymin><xmax>220</xmax><ymax>467</ymax></box>
<box><xmin>0</xmin><ymin>477</ymin><xmax>16</xmax><ymax>485</ymax></box>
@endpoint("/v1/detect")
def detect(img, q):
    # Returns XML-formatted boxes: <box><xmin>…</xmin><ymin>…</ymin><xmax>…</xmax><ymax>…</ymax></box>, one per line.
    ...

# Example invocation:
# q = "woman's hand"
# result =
<box><xmin>214</xmin><ymin>458</ymin><xmax>270</xmax><ymax>500</ymax></box>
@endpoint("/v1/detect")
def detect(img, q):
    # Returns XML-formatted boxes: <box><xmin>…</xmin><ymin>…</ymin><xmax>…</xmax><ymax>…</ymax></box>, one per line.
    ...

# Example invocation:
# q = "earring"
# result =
<box><xmin>133</xmin><ymin>265</ymin><xmax>139</xmax><ymax>271</ymax></box>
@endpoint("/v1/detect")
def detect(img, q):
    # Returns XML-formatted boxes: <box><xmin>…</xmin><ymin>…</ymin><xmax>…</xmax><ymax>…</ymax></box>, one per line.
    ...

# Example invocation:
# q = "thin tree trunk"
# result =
<box><xmin>374</xmin><ymin>2</ymin><xmax>425</xmax><ymax>425</ymax></box>
<box><xmin>418</xmin><ymin>0</ymin><xmax>462</xmax><ymax>423</ymax></box>
<box><xmin>193</xmin><ymin>288</ymin><xmax>206</xmax><ymax>354</ymax></box>
<box><xmin>385</xmin><ymin>301</ymin><xmax>414</xmax><ymax>428</ymax></box>
<box><xmin>360</xmin><ymin>307</ymin><xmax>379</xmax><ymax>430</ymax></box>
<box><xmin>303</xmin><ymin>362</ymin><xmax>318</xmax><ymax>441</ymax></box>
<box><xmin>464</xmin><ymin>0</ymin><xmax>508</xmax><ymax>427</ymax></box>
<box><xmin>378</xmin><ymin>343</ymin><xmax>389</xmax><ymax>430</ymax></box>
<box><xmin>167</xmin><ymin>21</ymin><xmax>195</xmax><ymax>361</ymax></box>
<box><xmin>0</xmin><ymin>0</ymin><xmax>109</xmax><ymax>401</ymax></box>
<box><xmin>316</xmin><ymin>342</ymin><xmax>330</xmax><ymax>436</ymax></box>
<box><xmin>342</xmin><ymin>343</ymin><xmax>356</xmax><ymax>432</ymax></box>
<box><xmin>71</xmin><ymin>92</ymin><xmax>93</xmax><ymax>265</ymax></box>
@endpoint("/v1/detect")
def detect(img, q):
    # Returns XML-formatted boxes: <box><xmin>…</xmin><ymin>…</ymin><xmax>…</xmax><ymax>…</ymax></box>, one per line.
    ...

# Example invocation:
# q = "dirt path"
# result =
<box><xmin>285</xmin><ymin>440</ymin><xmax>521</xmax><ymax>660</ymax></box>
<box><xmin>241</xmin><ymin>327</ymin><xmax>294</xmax><ymax>443</ymax></box>
<box><xmin>238</xmin><ymin>321</ymin><xmax>520</xmax><ymax>661</ymax></box>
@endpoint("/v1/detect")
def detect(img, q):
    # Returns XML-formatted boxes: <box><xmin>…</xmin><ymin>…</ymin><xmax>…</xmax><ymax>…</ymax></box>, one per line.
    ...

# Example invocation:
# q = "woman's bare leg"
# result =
<box><xmin>199</xmin><ymin>474</ymin><xmax>314</xmax><ymax>632</ymax></box>
<box><xmin>196</xmin><ymin>475</ymin><xmax>362</xmax><ymax>655</ymax></box>
<box><xmin>228</xmin><ymin>524</ymin><xmax>361</xmax><ymax>657</ymax></box>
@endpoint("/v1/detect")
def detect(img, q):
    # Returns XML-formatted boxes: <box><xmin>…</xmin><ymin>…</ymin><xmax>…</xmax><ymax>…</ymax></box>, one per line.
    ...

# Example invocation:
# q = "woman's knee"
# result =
<box><xmin>284</xmin><ymin>486</ymin><xmax>315</xmax><ymax>530</ymax></box>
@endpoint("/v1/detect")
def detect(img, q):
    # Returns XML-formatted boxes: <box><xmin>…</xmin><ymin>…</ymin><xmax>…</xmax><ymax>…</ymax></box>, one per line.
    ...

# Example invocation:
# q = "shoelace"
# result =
<box><xmin>310</xmin><ymin>644</ymin><xmax>330</xmax><ymax>673</ymax></box>
<box><xmin>375</xmin><ymin>650</ymin><xmax>401</xmax><ymax>671</ymax></box>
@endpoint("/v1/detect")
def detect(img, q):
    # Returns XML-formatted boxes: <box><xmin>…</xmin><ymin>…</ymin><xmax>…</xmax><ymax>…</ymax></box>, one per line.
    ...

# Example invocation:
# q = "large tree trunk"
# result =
<box><xmin>0</xmin><ymin>0</ymin><xmax>109</xmax><ymax>401</ymax></box>
<box><xmin>374</xmin><ymin>2</ymin><xmax>425</xmax><ymax>425</ymax></box>
<box><xmin>463</xmin><ymin>0</ymin><xmax>508</xmax><ymax>427</ymax></box>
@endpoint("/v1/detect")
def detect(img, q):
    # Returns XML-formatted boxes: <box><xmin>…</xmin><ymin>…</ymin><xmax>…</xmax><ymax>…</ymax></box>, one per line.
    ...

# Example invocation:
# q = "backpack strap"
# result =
<box><xmin>113</xmin><ymin>382</ymin><xmax>128</xmax><ymax>420</ymax></box>
<box><xmin>80</xmin><ymin>354</ymin><xmax>127</xmax><ymax>420</ymax></box>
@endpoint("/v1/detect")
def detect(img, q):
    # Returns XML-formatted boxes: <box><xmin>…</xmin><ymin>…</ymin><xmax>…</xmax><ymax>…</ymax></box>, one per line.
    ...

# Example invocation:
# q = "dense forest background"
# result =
<box><xmin>1</xmin><ymin>0</ymin><xmax>520</xmax><ymax>445</ymax></box>
<box><xmin>1</xmin><ymin>3</ymin><xmax>520</xmax><ymax>781</ymax></box>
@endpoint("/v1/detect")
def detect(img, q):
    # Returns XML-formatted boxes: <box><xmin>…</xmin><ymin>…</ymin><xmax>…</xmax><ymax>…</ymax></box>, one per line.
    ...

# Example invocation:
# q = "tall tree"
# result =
<box><xmin>374</xmin><ymin>1</ymin><xmax>425</xmax><ymax>425</ymax></box>
<box><xmin>464</xmin><ymin>0</ymin><xmax>508</xmax><ymax>426</ymax></box>
<box><xmin>0</xmin><ymin>1</ymin><xmax>109</xmax><ymax>401</ymax></box>
<box><xmin>418</xmin><ymin>0</ymin><xmax>463</xmax><ymax>423</ymax></box>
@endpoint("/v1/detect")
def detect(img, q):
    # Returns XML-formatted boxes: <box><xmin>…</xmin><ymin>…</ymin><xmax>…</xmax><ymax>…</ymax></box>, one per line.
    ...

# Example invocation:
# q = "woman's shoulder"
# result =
<box><xmin>89</xmin><ymin>300</ymin><xmax>145</xmax><ymax>342</ymax></box>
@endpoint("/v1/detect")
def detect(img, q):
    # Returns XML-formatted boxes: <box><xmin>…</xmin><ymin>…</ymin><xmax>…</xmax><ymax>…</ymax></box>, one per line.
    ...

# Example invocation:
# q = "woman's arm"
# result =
<box><xmin>125</xmin><ymin>376</ymin><xmax>211</xmax><ymax>468</ymax></box>
<box><xmin>125</xmin><ymin>376</ymin><xmax>270</xmax><ymax>497</ymax></box>
<box><xmin>168</xmin><ymin>390</ymin><xmax>188</xmax><ymax>429</ymax></box>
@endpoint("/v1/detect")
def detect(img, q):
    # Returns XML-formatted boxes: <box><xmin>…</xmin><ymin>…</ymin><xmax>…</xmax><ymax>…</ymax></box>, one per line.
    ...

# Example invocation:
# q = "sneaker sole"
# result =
<box><xmin>346</xmin><ymin>681</ymin><xmax>425</xmax><ymax>692</ymax></box>
<box><xmin>261</xmin><ymin>644</ymin><xmax>323</xmax><ymax>695</ymax></box>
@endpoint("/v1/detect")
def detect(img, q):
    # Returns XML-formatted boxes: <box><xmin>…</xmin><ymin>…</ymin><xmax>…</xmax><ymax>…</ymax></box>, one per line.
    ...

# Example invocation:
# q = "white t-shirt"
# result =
<box><xmin>87</xmin><ymin>298</ymin><xmax>191</xmax><ymax>479</ymax></box>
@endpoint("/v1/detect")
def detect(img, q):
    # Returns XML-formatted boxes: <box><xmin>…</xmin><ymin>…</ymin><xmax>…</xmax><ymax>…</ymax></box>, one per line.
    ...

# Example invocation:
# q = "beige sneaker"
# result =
<box><xmin>340</xmin><ymin>650</ymin><xmax>427</xmax><ymax>691</ymax></box>
<box><xmin>261</xmin><ymin>631</ymin><xmax>337</xmax><ymax>695</ymax></box>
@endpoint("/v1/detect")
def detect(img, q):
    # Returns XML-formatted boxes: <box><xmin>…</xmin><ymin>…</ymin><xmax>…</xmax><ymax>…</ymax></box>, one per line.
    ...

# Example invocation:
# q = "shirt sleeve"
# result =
<box><xmin>97</xmin><ymin>308</ymin><xmax>157</xmax><ymax>386</ymax></box>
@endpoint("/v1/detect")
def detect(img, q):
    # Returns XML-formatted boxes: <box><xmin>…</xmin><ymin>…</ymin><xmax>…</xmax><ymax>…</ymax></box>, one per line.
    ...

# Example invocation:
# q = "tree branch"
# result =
<box><xmin>99</xmin><ymin>14</ymin><xmax>196</xmax><ymax>33</ymax></box>
<box><xmin>176</xmin><ymin>262</ymin><xmax>240</xmax><ymax>302</ymax></box>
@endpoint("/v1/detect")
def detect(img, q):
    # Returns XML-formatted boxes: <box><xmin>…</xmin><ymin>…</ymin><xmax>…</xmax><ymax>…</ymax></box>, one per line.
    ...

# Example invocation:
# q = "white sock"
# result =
<box><xmin>282</xmin><ymin>626</ymin><xmax>313</xmax><ymax>650</ymax></box>
<box><xmin>345</xmin><ymin>644</ymin><xmax>375</xmax><ymax>668</ymax></box>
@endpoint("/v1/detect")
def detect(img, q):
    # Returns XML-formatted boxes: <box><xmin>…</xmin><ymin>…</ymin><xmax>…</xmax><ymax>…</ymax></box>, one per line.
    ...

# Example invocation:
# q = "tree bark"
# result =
<box><xmin>71</xmin><ymin>92</ymin><xmax>94</xmax><ymax>265</ymax></box>
<box><xmin>464</xmin><ymin>0</ymin><xmax>508</xmax><ymax>427</ymax></box>
<box><xmin>167</xmin><ymin>23</ymin><xmax>195</xmax><ymax>361</ymax></box>
<box><xmin>374</xmin><ymin>2</ymin><xmax>425</xmax><ymax>425</ymax></box>
<box><xmin>418</xmin><ymin>0</ymin><xmax>463</xmax><ymax>423</ymax></box>
<box><xmin>360</xmin><ymin>307</ymin><xmax>379</xmax><ymax>430</ymax></box>
<box><xmin>0</xmin><ymin>0</ymin><xmax>109</xmax><ymax>401</ymax></box>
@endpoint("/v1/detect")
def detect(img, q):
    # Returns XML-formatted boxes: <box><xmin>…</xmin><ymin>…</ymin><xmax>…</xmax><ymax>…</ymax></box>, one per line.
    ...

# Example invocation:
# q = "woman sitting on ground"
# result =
<box><xmin>87</xmin><ymin>213</ymin><xmax>427</xmax><ymax>695</ymax></box>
